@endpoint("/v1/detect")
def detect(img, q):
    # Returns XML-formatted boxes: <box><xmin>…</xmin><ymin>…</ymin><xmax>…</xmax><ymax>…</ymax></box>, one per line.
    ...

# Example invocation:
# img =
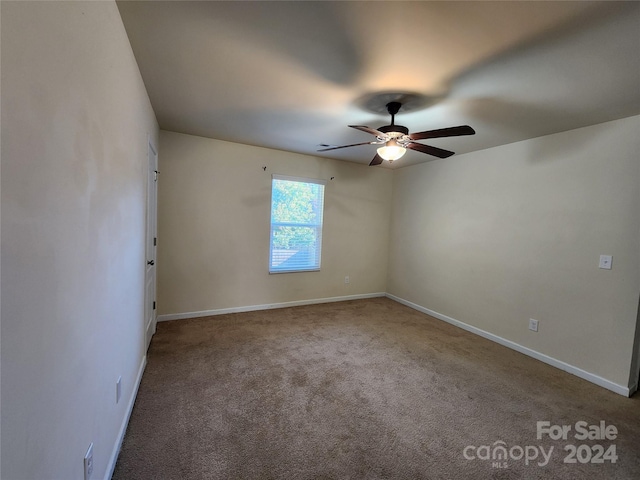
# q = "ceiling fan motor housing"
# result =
<box><xmin>378</xmin><ymin>124</ymin><xmax>410</xmax><ymax>147</ymax></box>
<box><xmin>378</xmin><ymin>124</ymin><xmax>409</xmax><ymax>135</ymax></box>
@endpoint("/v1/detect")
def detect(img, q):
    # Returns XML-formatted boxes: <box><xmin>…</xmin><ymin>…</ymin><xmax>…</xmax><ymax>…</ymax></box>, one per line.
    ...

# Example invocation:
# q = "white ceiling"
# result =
<box><xmin>117</xmin><ymin>1</ymin><xmax>640</xmax><ymax>168</ymax></box>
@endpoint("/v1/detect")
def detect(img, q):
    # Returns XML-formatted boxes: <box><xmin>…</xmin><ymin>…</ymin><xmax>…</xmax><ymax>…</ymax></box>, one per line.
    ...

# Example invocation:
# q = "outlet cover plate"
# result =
<box><xmin>599</xmin><ymin>255</ymin><xmax>612</xmax><ymax>270</ymax></box>
<box><xmin>116</xmin><ymin>376</ymin><xmax>122</xmax><ymax>404</ymax></box>
<box><xmin>529</xmin><ymin>319</ymin><xmax>539</xmax><ymax>332</ymax></box>
<box><xmin>84</xmin><ymin>443</ymin><xmax>94</xmax><ymax>480</ymax></box>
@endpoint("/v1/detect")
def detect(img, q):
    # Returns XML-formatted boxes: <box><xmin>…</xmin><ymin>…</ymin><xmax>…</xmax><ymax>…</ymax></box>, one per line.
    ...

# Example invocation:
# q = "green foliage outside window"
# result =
<box><xmin>271</xmin><ymin>179</ymin><xmax>321</xmax><ymax>249</ymax></box>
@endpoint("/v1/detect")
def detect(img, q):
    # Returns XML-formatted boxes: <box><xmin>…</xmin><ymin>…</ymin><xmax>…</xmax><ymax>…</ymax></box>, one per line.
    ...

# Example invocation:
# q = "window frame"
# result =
<box><xmin>269</xmin><ymin>174</ymin><xmax>326</xmax><ymax>274</ymax></box>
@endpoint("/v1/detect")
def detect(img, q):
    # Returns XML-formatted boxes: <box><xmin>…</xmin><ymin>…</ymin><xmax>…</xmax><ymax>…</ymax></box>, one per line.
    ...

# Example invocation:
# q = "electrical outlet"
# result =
<box><xmin>344</xmin><ymin>276</ymin><xmax>350</xmax><ymax>284</ymax></box>
<box><xmin>116</xmin><ymin>376</ymin><xmax>122</xmax><ymax>404</ymax></box>
<box><xmin>84</xmin><ymin>443</ymin><xmax>94</xmax><ymax>480</ymax></box>
<box><xmin>529</xmin><ymin>319</ymin><xmax>539</xmax><ymax>332</ymax></box>
<box><xmin>599</xmin><ymin>255</ymin><xmax>612</xmax><ymax>270</ymax></box>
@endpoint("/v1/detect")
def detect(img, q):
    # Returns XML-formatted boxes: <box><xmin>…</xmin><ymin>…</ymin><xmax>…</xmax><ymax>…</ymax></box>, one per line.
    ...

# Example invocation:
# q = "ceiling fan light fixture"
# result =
<box><xmin>319</xmin><ymin>100</ymin><xmax>475</xmax><ymax>166</ymax></box>
<box><xmin>377</xmin><ymin>139</ymin><xmax>406</xmax><ymax>161</ymax></box>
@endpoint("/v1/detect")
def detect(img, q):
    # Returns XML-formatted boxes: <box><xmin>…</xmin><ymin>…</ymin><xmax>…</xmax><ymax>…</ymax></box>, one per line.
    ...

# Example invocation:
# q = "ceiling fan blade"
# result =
<box><xmin>407</xmin><ymin>142</ymin><xmax>455</xmax><ymax>159</ymax></box>
<box><xmin>369</xmin><ymin>154</ymin><xmax>384</xmax><ymax>166</ymax></box>
<box><xmin>409</xmin><ymin>125</ymin><xmax>475</xmax><ymax>141</ymax></box>
<box><xmin>349</xmin><ymin>125</ymin><xmax>386</xmax><ymax>137</ymax></box>
<box><xmin>317</xmin><ymin>141</ymin><xmax>375</xmax><ymax>152</ymax></box>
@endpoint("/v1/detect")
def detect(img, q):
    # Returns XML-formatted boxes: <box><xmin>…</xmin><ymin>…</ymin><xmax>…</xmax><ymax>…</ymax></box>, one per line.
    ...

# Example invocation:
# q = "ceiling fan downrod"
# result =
<box><xmin>378</xmin><ymin>102</ymin><xmax>409</xmax><ymax>136</ymax></box>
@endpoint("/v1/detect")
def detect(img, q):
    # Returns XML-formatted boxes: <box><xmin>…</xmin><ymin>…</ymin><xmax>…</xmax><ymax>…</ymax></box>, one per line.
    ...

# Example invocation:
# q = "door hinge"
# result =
<box><xmin>154</xmin><ymin>170</ymin><xmax>159</xmax><ymax>182</ymax></box>
<box><xmin>153</xmin><ymin>301</ymin><xmax>156</xmax><ymax>310</ymax></box>
<box><xmin>153</xmin><ymin>237</ymin><xmax>157</xmax><ymax>246</ymax></box>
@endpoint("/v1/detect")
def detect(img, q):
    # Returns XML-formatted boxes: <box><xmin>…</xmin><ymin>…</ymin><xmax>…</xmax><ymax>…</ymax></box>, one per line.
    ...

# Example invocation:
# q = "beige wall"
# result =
<box><xmin>157</xmin><ymin>131</ymin><xmax>392</xmax><ymax>315</ymax></box>
<box><xmin>1</xmin><ymin>2</ymin><xmax>158</xmax><ymax>479</ymax></box>
<box><xmin>388</xmin><ymin>116</ymin><xmax>640</xmax><ymax>388</ymax></box>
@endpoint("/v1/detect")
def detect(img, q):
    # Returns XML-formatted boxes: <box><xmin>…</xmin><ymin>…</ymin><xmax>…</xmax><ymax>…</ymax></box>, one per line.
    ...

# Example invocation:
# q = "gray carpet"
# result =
<box><xmin>113</xmin><ymin>297</ymin><xmax>640</xmax><ymax>479</ymax></box>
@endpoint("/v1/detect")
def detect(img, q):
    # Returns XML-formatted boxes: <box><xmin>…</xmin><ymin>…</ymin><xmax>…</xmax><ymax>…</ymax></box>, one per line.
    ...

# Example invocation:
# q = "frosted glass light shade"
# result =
<box><xmin>377</xmin><ymin>144</ymin><xmax>406</xmax><ymax>161</ymax></box>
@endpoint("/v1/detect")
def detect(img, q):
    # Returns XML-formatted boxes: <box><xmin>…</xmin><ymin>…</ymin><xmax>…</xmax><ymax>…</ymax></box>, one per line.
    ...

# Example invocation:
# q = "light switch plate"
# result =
<box><xmin>599</xmin><ymin>255</ymin><xmax>612</xmax><ymax>270</ymax></box>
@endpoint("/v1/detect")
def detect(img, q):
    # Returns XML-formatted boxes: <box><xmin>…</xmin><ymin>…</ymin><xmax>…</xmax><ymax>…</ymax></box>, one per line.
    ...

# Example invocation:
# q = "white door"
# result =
<box><xmin>144</xmin><ymin>140</ymin><xmax>158</xmax><ymax>350</ymax></box>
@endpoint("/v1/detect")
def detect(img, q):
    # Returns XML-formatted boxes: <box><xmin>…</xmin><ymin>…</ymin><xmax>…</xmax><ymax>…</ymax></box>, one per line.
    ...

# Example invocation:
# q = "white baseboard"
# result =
<box><xmin>104</xmin><ymin>355</ymin><xmax>147</xmax><ymax>480</ymax></box>
<box><xmin>386</xmin><ymin>293</ymin><xmax>631</xmax><ymax>397</ymax></box>
<box><xmin>157</xmin><ymin>292</ymin><xmax>386</xmax><ymax>322</ymax></box>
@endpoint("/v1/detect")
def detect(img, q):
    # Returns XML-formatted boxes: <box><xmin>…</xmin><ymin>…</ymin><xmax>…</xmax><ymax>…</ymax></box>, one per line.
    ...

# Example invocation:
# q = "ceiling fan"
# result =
<box><xmin>318</xmin><ymin>101</ymin><xmax>475</xmax><ymax>166</ymax></box>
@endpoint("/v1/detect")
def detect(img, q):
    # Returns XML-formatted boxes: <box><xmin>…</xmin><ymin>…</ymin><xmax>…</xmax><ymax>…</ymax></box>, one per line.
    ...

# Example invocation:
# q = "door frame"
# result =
<box><xmin>144</xmin><ymin>137</ymin><xmax>158</xmax><ymax>350</ymax></box>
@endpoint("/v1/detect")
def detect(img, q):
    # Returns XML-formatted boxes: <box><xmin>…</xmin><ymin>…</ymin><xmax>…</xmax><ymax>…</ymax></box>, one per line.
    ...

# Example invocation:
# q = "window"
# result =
<box><xmin>269</xmin><ymin>175</ymin><xmax>326</xmax><ymax>273</ymax></box>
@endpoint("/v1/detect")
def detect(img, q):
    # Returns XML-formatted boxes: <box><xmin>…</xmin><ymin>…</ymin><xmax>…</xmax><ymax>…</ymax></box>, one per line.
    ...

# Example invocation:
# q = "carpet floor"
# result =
<box><xmin>113</xmin><ymin>297</ymin><xmax>640</xmax><ymax>479</ymax></box>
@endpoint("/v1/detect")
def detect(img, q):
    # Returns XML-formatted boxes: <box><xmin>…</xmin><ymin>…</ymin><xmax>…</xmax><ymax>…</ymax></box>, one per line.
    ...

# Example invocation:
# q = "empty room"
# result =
<box><xmin>2</xmin><ymin>1</ymin><xmax>640</xmax><ymax>479</ymax></box>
